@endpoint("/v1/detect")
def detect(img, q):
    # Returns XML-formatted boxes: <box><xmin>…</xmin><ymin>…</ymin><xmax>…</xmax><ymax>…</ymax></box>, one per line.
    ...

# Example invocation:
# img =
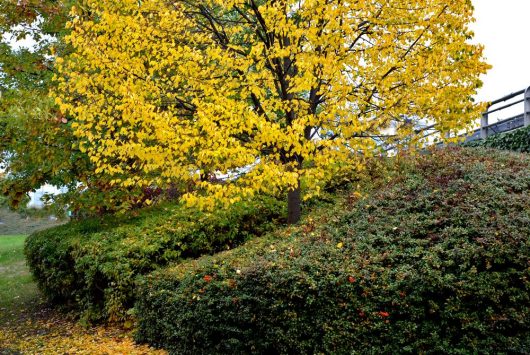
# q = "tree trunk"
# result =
<box><xmin>287</xmin><ymin>183</ymin><xmax>302</xmax><ymax>224</ymax></box>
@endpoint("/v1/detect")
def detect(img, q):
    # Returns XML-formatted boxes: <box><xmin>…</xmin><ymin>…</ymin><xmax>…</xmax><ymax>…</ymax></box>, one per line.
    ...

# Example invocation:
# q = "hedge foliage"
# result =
<box><xmin>136</xmin><ymin>148</ymin><xmax>530</xmax><ymax>354</ymax></box>
<box><xmin>465</xmin><ymin>125</ymin><xmax>530</xmax><ymax>152</ymax></box>
<box><xmin>25</xmin><ymin>196</ymin><xmax>285</xmax><ymax>322</ymax></box>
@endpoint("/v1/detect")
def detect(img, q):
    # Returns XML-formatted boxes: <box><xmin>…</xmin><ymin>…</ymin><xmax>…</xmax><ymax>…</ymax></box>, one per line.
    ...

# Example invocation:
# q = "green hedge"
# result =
<box><xmin>25</xmin><ymin>196</ymin><xmax>285</xmax><ymax>322</ymax></box>
<box><xmin>465</xmin><ymin>125</ymin><xmax>530</xmax><ymax>152</ymax></box>
<box><xmin>136</xmin><ymin>148</ymin><xmax>530</xmax><ymax>354</ymax></box>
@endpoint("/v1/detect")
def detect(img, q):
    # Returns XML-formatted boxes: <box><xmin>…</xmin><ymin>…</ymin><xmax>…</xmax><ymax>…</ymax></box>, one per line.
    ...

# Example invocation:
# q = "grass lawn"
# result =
<box><xmin>0</xmin><ymin>235</ymin><xmax>39</xmax><ymax>320</ymax></box>
<box><xmin>0</xmin><ymin>235</ymin><xmax>166</xmax><ymax>354</ymax></box>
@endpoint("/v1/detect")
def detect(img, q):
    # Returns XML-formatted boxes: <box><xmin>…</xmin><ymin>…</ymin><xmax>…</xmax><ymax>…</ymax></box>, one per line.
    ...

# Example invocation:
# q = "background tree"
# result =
<box><xmin>0</xmin><ymin>0</ymin><xmax>82</xmax><ymax>209</ymax></box>
<box><xmin>55</xmin><ymin>0</ymin><xmax>490</xmax><ymax>223</ymax></box>
<box><xmin>0</xmin><ymin>0</ymin><xmax>169</xmax><ymax>214</ymax></box>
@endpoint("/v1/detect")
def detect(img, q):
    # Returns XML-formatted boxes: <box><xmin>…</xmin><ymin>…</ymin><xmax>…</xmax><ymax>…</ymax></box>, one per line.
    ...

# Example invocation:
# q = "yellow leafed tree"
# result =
<box><xmin>55</xmin><ymin>0</ymin><xmax>489</xmax><ymax>223</ymax></box>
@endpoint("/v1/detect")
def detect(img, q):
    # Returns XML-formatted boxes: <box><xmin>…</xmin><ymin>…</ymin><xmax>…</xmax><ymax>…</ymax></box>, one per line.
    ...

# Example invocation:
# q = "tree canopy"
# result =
<box><xmin>55</xmin><ymin>0</ymin><xmax>489</xmax><ymax>222</ymax></box>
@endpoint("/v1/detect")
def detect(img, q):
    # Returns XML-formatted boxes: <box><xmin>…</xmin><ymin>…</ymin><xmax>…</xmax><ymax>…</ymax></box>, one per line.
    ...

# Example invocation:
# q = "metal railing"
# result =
<box><xmin>420</xmin><ymin>86</ymin><xmax>530</xmax><ymax>144</ymax></box>
<box><xmin>472</xmin><ymin>86</ymin><xmax>530</xmax><ymax>142</ymax></box>
<box><xmin>380</xmin><ymin>86</ymin><xmax>530</xmax><ymax>152</ymax></box>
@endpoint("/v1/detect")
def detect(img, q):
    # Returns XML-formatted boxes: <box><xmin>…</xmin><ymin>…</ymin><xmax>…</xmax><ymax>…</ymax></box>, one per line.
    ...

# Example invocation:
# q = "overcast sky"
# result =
<box><xmin>471</xmin><ymin>0</ymin><xmax>530</xmax><ymax>113</ymax></box>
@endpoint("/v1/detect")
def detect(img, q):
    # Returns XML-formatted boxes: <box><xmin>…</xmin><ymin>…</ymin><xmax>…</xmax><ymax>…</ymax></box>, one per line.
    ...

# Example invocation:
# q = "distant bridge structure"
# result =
<box><xmin>468</xmin><ymin>86</ymin><xmax>530</xmax><ymax>142</ymax></box>
<box><xmin>414</xmin><ymin>86</ymin><xmax>530</xmax><ymax>146</ymax></box>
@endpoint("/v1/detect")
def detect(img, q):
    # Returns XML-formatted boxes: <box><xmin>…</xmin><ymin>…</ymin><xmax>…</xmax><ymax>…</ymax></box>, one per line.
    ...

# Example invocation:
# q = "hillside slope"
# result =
<box><xmin>136</xmin><ymin>147</ymin><xmax>530</xmax><ymax>354</ymax></box>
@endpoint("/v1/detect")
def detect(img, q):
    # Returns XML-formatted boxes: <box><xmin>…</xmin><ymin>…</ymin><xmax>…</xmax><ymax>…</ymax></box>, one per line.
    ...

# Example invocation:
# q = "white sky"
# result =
<box><xmin>471</xmin><ymin>0</ymin><xmax>530</xmax><ymax>120</ymax></box>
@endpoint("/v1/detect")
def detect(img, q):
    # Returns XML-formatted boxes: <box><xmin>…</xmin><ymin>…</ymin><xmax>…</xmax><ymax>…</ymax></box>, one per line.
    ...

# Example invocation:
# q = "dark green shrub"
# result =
<box><xmin>464</xmin><ymin>125</ymin><xmax>530</xmax><ymax>152</ymax></box>
<box><xmin>25</xmin><ymin>196</ymin><xmax>285</xmax><ymax>322</ymax></box>
<box><xmin>136</xmin><ymin>148</ymin><xmax>530</xmax><ymax>354</ymax></box>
